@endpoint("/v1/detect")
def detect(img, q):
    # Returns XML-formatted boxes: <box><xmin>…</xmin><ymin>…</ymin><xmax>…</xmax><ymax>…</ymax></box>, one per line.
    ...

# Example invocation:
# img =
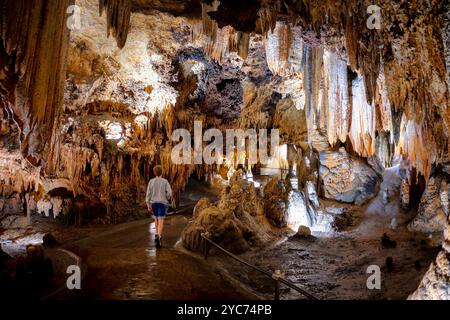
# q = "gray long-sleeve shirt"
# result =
<box><xmin>146</xmin><ymin>177</ymin><xmax>172</xmax><ymax>205</ymax></box>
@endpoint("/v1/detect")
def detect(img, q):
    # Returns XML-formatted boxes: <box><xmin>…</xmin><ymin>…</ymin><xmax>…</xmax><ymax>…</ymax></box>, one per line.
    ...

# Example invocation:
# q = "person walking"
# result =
<box><xmin>146</xmin><ymin>165</ymin><xmax>172</xmax><ymax>248</ymax></box>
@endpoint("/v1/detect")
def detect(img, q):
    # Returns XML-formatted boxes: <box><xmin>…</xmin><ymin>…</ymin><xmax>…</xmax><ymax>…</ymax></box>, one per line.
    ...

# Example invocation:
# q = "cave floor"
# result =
<box><xmin>1</xmin><ymin>173</ymin><xmax>443</xmax><ymax>300</ymax></box>
<box><xmin>56</xmin><ymin>215</ymin><xmax>254</xmax><ymax>300</ymax></box>
<box><xmin>210</xmin><ymin>229</ymin><xmax>440</xmax><ymax>300</ymax></box>
<box><xmin>54</xmin><ymin>202</ymin><xmax>439</xmax><ymax>300</ymax></box>
<box><xmin>208</xmin><ymin>167</ymin><xmax>442</xmax><ymax>300</ymax></box>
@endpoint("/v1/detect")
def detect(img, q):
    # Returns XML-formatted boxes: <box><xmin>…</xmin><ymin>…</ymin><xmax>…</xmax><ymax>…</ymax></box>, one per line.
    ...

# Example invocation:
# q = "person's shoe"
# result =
<box><xmin>155</xmin><ymin>235</ymin><xmax>161</xmax><ymax>248</ymax></box>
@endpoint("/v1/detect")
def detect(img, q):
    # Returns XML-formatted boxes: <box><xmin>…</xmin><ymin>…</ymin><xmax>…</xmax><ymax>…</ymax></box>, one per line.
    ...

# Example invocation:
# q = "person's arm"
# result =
<box><xmin>146</xmin><ymin>180</ymin><xmax>152</xmax><ymax>212</ymax></box>
<box><xmin>165</xmin><ymin>180</ymin><xmax>172</xmax><ymax>202</ymax></box>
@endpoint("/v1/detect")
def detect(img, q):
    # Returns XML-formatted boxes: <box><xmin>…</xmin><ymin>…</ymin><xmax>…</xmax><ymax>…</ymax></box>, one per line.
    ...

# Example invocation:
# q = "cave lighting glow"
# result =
<box><xmin>99</xmin><ymin>120</ymin><xmax>123</xmax><ymax>140</ymax></box>
<box><xmin>246</xmin><ymin>171</ymin><xmax>261</xmax><ymax>188</ymax></box>
<box><xmin>260</xmin><ymin>144</ymin><xmax>288</xmax><ymax>177</ymax></box>
<box><xmin>287</xmin><ymin>190</ymin><xmax>311</xmax><ymax>231</ymax></box>
<box><xmin>1</xmin><ymin>233</ymin><xmax>45</xmax><ymax>257</ymax></box>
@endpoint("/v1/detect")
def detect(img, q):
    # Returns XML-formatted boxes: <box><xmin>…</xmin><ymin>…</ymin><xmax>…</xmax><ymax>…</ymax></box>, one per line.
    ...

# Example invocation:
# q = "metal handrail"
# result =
<box><xmin>200</xmin><ymin>233</ymin><xmax>318</xmax><ymax>300</ymax></box>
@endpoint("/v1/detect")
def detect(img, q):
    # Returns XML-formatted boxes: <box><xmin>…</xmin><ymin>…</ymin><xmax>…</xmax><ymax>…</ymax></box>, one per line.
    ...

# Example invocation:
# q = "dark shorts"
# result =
<box><xmin>152</xmin><ymin>203</ymin><xmax>168</xmax><ymax>219</ymax></box>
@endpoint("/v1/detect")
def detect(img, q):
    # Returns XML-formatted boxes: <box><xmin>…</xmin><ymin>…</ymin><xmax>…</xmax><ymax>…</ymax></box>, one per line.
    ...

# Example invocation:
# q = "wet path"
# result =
<box><xmin>60</xmin><ymin>215</ymin><xmax>252</xmax><ymax>300</ymax></box>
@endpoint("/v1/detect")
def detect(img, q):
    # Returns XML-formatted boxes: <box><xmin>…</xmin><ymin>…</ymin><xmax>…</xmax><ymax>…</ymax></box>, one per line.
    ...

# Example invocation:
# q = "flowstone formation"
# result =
<box><xmin>182</xmin><ymin>171</ymin><xmax>278</xmax><ymax>253</ymax></box>
<box><xmin>319</xmin><ymin>148</ymin><xmax>380</xmax><ymax>205</ymax></box>
<box><xmin>182</xmin><ymin>169</ymin><xmax>334</xmax><ymax>254</ymax></box>
<box><xmin>408</xmin><ymin>172</ymin><xmax>450</xmax><ymax>234</ymax></box>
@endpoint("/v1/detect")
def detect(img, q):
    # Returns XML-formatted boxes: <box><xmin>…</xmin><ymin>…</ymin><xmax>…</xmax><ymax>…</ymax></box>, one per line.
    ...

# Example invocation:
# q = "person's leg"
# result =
<box><xmin>158</xmin><ymin>203</ymin><xmax>168</xmax><ymax>238</ymax></box>
<box><xmin>157</xmin><ymin>218</ymin><xmax>164</xmax><ymax>237</ymax></box>
<box><xmin>154</xmin><ymin>218</ymin><xmax>159</xmax><ymax>237</ymax></box>
<box><xmin>151</xmin><ymin>203</ymin><xmax>159</xmax><ymax>237</ymax></box>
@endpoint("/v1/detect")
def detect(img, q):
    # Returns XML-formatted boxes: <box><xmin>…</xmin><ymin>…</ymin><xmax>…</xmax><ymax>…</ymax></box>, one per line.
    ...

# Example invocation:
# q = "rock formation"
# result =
<box><xmin>408</xmin><ymin>174</ymin><xmax>450</xmax><ymax>234</ymax></box>
<box><xmin>182</xmin><ymin>171</ymin><xmax>277</xmax><ymax>253</ymax></box>
<box><xmin>319</xmin><ymin>148</ymin><xmax>380</xmax><ymax>205</ymax></box>
<box><xmin>0</xmin><ymin>0</ymin><xmax>450</xmax><ymax>300</ymax></box>
<box><xmin>0</xmin><ymin>0</ymin><xmax>72</xmax><ymax>167</ymax></box>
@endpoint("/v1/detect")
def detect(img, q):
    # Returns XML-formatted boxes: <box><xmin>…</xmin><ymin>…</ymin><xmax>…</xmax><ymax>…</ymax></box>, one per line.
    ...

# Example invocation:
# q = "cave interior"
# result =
<box><xmin>0</xmin><ymin>0</ymin><xmax>449</xmax><ymax>300</ymax></box>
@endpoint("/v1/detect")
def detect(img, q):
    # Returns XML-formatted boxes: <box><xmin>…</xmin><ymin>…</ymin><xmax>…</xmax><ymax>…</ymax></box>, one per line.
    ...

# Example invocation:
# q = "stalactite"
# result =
<box><xmin>323</xmin><ymin>50</ymin><xmax>349</xmax><ymax>145</ymax></box>
<box><xmin>279</xmin><ymin>0</ymin><xmax>448</xmax><ymax>177</ymax></box>
<box><xmin>397</xmin><ymin>115</ymin><xmax>435</xmax><ymax>180</ymax></box>
<box><xmin>205</xmin><ymin>26</ymin><xmax>233</xmax><ymax>62</ymax></box>
<box><xmin>375</xmin><ymin>131</ymin><xmax>394</xmax><ymax>168</ymax></box>
<box><xmin>344</xmin><ymin>14</ymin><xmax>358</xmax><ymax>72</ymax></box>
<box><xmin>303</xmin><ymin>44</ymin><xmax>314</xmax><ymax>145</ymax></box>
<box><xmin>349</xmin><ymin>75</ymin><xmax>376</xmax><ymax>157</ymax></box>
<box><xmin>303</xmin><ymin>44</ymin><xmax>324</xmax><ymax>148</ymax></box>
<box><xmin>229</xmin><ymin>31</ymin><xmax>250</xmax><ymax>60</ymax></box>
<box><xmin>375</xmin><ymin>65</ymin><xmax>394</xmax><ymax>143</ymax></box>
<box><xmin>258</xmin><ymin>0</ymin><xmax>280</xmax><ymax>36</ymax></box>
<box><xmin>99</xmin><ymin>0</ymin><xmax>131</xmax><ymax>49</ymax></box>
<box><xmin>288</xmin><ymin>27</ymin><xmax>305</xmax><ymax>74</ymax></box>
<box><xmin>191</xmin><ymin>1</ymin><xmax>251</xmax><ymax>63</ymax></box>
<box><xmin>264</xmin><ymin>21</ymin><xmax>292</xmax><ymax>76</ymax></box>
<box><xmin>0</xmin><ymin>0</ymin><xmax>73</xmax><ymax>167</ymax></box>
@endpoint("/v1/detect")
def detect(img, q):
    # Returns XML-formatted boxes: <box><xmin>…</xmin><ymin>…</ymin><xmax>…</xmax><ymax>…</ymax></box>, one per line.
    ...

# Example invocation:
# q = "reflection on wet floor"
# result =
<box><xmin>59</xmin><ymin>214</ymin><xmax>251</xmax><ymax>300</ymax></box>
<box><xmin>144</xmin><ymin>221</ymin><xmax>156</xmax><ymax>257</ymax></box>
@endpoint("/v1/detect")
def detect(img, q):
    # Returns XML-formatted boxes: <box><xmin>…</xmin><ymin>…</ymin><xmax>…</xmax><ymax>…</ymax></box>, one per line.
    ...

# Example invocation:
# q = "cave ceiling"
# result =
<box><xmin>71</xmin><ymin>0</ymin><xmax>450</xmax><ymax>178</ymax></box>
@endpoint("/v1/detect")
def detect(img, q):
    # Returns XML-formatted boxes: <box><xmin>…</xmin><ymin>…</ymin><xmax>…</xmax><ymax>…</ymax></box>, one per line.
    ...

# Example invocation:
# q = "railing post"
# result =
<box><xmin>274</xmin><ymin>280</ymin><xmax>280</xmax><ymax>300</ymax></box>
<box><xmin>201</xmin><ymin>232</ymin><xmax>210</xmax><ymax>260</ymax></box>
<box><xmin>272</xmin><ymin>269</ymin><xmax>284</xmax><ymax>300</ymax></box>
